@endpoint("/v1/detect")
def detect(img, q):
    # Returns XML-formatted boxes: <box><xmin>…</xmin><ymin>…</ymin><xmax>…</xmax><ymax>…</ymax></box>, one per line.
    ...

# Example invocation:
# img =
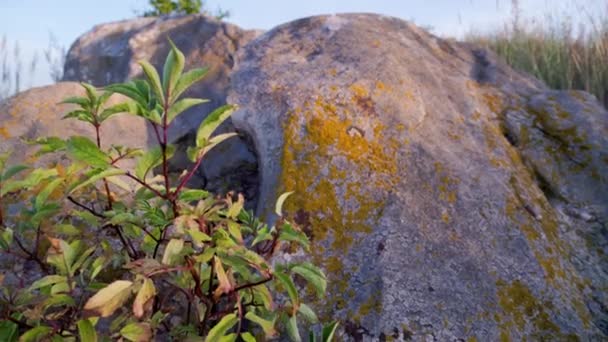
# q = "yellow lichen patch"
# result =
<box><xmin>279</xmin><ymin>94</ymin><xmax>401</xmax><ymax>318</ymax></box>
<box><xmin>349</xmin><ymin>83</ymin><xmax>369</xmax><ymax>99</ymax></box>
<box><xmin>441</xmin><ymin>211</ymin><xmax>450</xmax><ymax>224</ymax></box>
<box><xmin>0</xmin><ymin>126</ymin><xmax>10</xmax><ymax>138</ymax></box>
<box><xmin>496</xmin><ymin>279</ymin><xmax>561</xmax><ymax>336</ymax></box>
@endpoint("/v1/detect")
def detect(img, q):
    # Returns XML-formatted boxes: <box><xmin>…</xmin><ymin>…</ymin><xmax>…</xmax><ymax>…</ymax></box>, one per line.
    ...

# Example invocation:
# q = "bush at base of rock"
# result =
<box><xmin>0</xmin><ymin>43</ymin><xmax>334</xmax><ymax>341</ymax></box>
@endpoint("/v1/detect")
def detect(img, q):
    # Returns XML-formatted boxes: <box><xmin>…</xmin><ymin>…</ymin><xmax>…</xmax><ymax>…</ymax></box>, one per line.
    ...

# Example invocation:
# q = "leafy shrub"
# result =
<box><xmin>144</xmin><ymin>0</ymin><xmax>230</xmax><ymax>19</ymax></box>
<box><xmin>0</xmin><ymin>42</ymin><xmax>336</xmax><ymax>341</ymax></box>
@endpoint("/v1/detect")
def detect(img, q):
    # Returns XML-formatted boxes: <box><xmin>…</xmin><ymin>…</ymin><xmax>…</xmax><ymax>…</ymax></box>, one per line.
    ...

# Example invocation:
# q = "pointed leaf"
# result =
<box><xmin>322</xmin><ymin>321</ymin><xmax>339</xmax><ymax>342</ymax></box>
<box><xmin>163</xmin><ymin>39</ymin><xmax>185</xmax><ymax>98</ymax></box>
<box><xmin>162</xmin><ymin>238</ymin><xmax>184</xmax><ymax>265</ymax></box>
<box><xmin>196</xmin><ymin>105</ymin><xmax>235</xmax><ymax>147</ymax></box>
<box><xmin>245</xmin><ymin>311</ymin><xmax>277</xmax><ymax>337</ymax></box>
<box><xmin>139</xmin><ymin>60</ymin><xmax>164</xmax><ymax>103</ymax></box>
<box><xmin>213</xmin><ymin>256</ymin><xmax>234</xmax><ymax>299</ymax></box>
<box><xmin>69</xmin><ymin>168</ymin><xmax>126</xmax><ymax>194</ymax></box>
<box><xmin>77</xmin><ymin>319</ymin><xmax>97</xmax><ymax>342</ymax></box>
<box><xmin>19</xmin><ymin>326</ymin><xmax>52</xmax><ymax>342</ymax></box>
<box><xmin>99</xmin><ymin>102</ymin><xmax>131</xmax><ymax>122</ymax></box>
<box><xmin>276</xmin><ymin>191</ymin><xmax>294</xmax><ymax>216</ymax></box>
<box><xmin>240</xmin><ymin>333</ymin><xmax>256</xmax><ymax>342</ymax></box>
<box><xmin>67</xmin><ymin>136</ymin><xmax>110</xmax><ymax>168</ymax></box>
<box><xmin>105</xmin><ymin>83</ymin><xmax>147</xmax><ymax>105</ymax></box>
<box><xmin>173</xmin><ymin>67</ymin><xmax>208</xmax><ymax>101</ymax></box>
<box><xmin>275</xmin><ymin>271</ymin><xmax>299</xmax><ymax>311</ymax></box>
<box><xmin>291</xmin><ymin>263</ymin><xmax>326</xmax><ymax>297</ymax></box>
<box><xmin>120</xmin><ymin>323</ymin><xmax>152</xmax><ymax>342</ymax></box>
<box><xmin>29</xmin><ymin>275</ymin><xmax>67</xmax><ymax>291</ymax></box>
<box><xmin>62</xmin><ymin>109</ymin><xmax>95</xmax><ymax>124</ymax></box>
<box><xmin>60</xmin><ymin>96</ymin><xmax>90</xmax><ymax>109</ymax></box>
<box><xmin>167</xmin><ymin>98</ymin><xmax>207</xmax><ymax>123</ymax></box>
<box><xmin>83</xmin><ymin>280</ymin><xmax>133</xmax><ymax>317</ymax></box>
<box><xmin>133</xmin><ymin>278</ymin><xmax>156</xmax><ymax>318</ymax></box>
<box><xmin>298</xmin><ymin>303</ymin><xmax>318</xmax><ymax>323</ymax></box>
<box><xmin>0</xmin><ymin>320</ymin><xmax>18</xmax><ymax>342</ymax></box>
<box><xmin>286</xmin><ymin>314</ymin><xmax>301</xmax><ymax>342</ymax></box>
<box><xmin>35</xmin><ymin>177</ymin><xmax>63</xmax><ymax>209</ymax></box>
<box><xmin>81</xmin><ymin>83</ymin><xmax>99</xmax><ymax>104</ymax></box>
<box><xmin>204</xmin><ymin>313</ymin><xmax>238</xmax><ymax>342</ymax></box>
<box><xmin>134</xmin><ymin>145</ymin><xmax>175</xmax><ymax>181</ymax></box>
<box><xmin>1</xmin><ymin>165</ymin><xmax>29</xmax><ymax>182</ymax></box>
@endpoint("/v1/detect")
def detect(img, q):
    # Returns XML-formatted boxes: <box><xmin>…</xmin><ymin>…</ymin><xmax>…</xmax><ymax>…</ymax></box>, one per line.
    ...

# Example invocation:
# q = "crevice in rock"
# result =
<box><xmin>168</xmin><ymin>129</ymin><xmax>260</xmax><ymax>210</ymax></box>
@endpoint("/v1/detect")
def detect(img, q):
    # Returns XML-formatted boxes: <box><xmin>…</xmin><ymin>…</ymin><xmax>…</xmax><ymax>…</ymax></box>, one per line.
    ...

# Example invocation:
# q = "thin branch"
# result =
<box><xmin>67</xmin><ymin>196</ymin><xmax>104</xmax><ymax>218</ymax></box>
<box><xmin>125</xmin><ymin>172</ymin><xmax>166</xmax><ymax>199</ymax></box>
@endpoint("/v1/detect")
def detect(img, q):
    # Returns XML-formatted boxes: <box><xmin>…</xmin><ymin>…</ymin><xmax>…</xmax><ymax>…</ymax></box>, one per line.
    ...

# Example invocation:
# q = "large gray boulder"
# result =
<box><xmin>63</xmin><ymin>14</ymin><xmax>261</xmax><ymax>202</ymax></box>
<box><xmin>0</xmin><ymin>82</ymin><xmax>150</xmax><ymax>168</ymax></box>
<box><xmin>229</xmin><ymin>14</ymin><xmax>607</xmax><ymax>340</ymax></box>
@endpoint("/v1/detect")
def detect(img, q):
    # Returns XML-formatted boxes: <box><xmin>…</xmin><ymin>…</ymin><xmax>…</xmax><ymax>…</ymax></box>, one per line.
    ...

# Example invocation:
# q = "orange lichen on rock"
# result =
<box><xmin>279</xmin><ymin>88</ymin><xmax>402</xmax><ymax>317</ymax></box>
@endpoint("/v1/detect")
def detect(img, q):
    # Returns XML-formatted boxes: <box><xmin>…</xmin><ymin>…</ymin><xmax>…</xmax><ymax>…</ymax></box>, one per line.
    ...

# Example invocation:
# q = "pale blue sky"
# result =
<box><xmin>0</xmin><ymin>0</ymin><xmax>604</xmax><ymax>89</ymax></box>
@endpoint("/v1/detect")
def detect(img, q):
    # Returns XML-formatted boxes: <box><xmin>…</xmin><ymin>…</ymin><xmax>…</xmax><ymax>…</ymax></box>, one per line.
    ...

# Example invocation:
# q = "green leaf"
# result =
<box><xmin>98</xmin><ymin>102</ymin><xmax>131</xmax><ymax>122</ymax></box>
<box><xmin>286</xmin><ymin>314</ymin><xmax>302</xmax><ymax>342</ymax></box>
<box><xmin>196</xmin><ymin>104</ymin><xmax>235</xmax><ymax>147</ymax></box>
<box><xmin>240</xmin><ymin>333</ymin><xmax>256</xmax><ymax>342</ymax></box>
<box><xmin>204</xmin><ymin>313</ymin><xmax>238</xmax><ymax>342</ymax></box>
<box><xmin>187</xmin><ymin>228</ymin><xmax>212</xmax><ymax>247</ymax></box>
<box><xmin>66</xmin><ymin>136</ymin><xmax>110</xmax><ymax>168</ymax></box>
<box><xmin>62</xmin><ymin>109</ymin><xmax>95</xmax><ymax>124</ymax></box>
<box><xmin>291</xmin><ymin>263</ymin><xmax>326</xmax><ymax>297</ymax></box>
<box><xmin>298</xmin><ymin>303</ymin><xmax>318</xmax><ymax>323</ymax></box>
<box><xmin>105</xmin><ymin>83</ymin><xmax>148</xmax><ymax>105</ymax></box>
<box><xmin>77</xmin><ymin>319</ymin><xmax>97</xmax><ymax>342</ymax></box>
<box><xmin>1</xmin><ymin>165</ymin><xmax>29</xmax><ymax>182</ymax></box>
<box><xmin>162</xmin><ymin>238</ymin><xmax>184</xmax><ymax>265</ymax></box>
<box><xmin>0</xmin><ymin>228</ymin><xmax>13</xmax><ymax>250</ymax></box>
<box><xmin>29</xmin><ymin>275</ymin><xmax>67</xmax><ymax>290</ymax></box>
<box><xmin>81</xmin><ymin>83</ymin><xmax>99</xmax><ymax>105</ymax></box>
<box><xmin>30</xmin><ymin>137</ymin><xmax>67</xmax><ymax>156</ymax></box>
<box><xmin>172</xmin><ymin>67</ymin><xmax>208</xmax><ymax>101</ymax></box>
<box><xmin>60</xmin><ymin>96</ymin><xmax>90</xmax><ymax>109</ymax></box>
<box><xmin>43</xmin><ymin>294</ymin><xmax>76</xmax><ymax>309</ymax></box>
<box><xmin>0</xmin><ymin>320</ymin><xmax>18</xmax><ymax>342</ymax></box>
<box><xmin>276</xmin><ymin>191</ymin><xmax>294</xmax><ymax>216</ymax></box>
<box><xmin>245</xmin><ymin>311</ymin><xmax>277</xmax><ymax>337</ymax></box>
<box><xmin>167</xmin><ymin>98</ymin><xmax>207</xmax><ymax>123</ymax></box>
<box><xmin>70</xmin><ymin>168</ymin><xmax>126</xmax><ymax>194</ymax></box>
<box><xmin>275</xmin><ymin>271</ymin><xmax>299</xmax><ymax>311</ymax></box>
<box><xmin>279</xmin><ymin>223</ymin><xmax>310</xmax><ymax>251</ymax></box>
<box><xmin>178</xmin><ymin>189</ymin><xmax>209</xmax><ymax>202</ymax></box>
<box><xmin>163</xmin><ymin>39</ymin><xmax>185</xmax><ymax>99</ymax></box>
<box><xmin>120</xmin><ymin>322</ymin><xmax>152</xmax><ymax>342</ymax></box>
<box><xmin>19</xmin><ymin>326</ymin><xmax>52</xmax><ymax>342</ymax></box>
<box><xmin>35</xmin><ymin>177</ymin><xmax>63</xmax><ymax>209</ymax></box>
<box><xmin>139</xmin><ymin>60</ymin><xmax>164</xmax><ymax>103</ymax></box>
<box><xmin>83</xmin><ymin>280</ymin><xmax>133</xmax><ymax>317</ymax></box>
<box><xmin>134</xmin><ymin>145</ymin><xmax>175</xmax><ymax>181</ymax></box>
<box><xmin>218</xmin><ymin>334</ymin><xmax>238</xmax><ymax>342</ymax></box>
<box><xmin>1</xmin><ymin>168</ymin><xmax>58</xmax><ymax>196</ymax></box>
<box><xmin>322</xmin><ymin>321</ymin><xmax>339</xmax><ymax>342</ymax></box>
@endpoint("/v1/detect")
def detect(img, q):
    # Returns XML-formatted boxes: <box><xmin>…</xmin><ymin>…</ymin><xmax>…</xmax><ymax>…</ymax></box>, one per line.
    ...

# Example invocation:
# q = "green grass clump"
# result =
<box><xmin>467</xmin><ymin>2</ymin><xmax>608</xmax><ymax>108</ymax></box>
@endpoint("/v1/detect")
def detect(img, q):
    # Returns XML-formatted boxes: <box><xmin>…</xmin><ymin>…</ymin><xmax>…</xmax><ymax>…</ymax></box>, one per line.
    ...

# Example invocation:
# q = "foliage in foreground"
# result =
<box><xmin>0</xmin><ymin>42</ymin><xmax>336</xmax><ymax>341</ymax></box>
<box><xmin>467</xmin><ymin>1</ymin><xmax>608</xmax><ymax>108</ymax></box>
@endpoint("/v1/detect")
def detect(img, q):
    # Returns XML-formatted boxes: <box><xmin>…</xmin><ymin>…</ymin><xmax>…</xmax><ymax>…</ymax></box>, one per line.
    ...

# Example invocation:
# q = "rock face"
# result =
<box><xmin>0</xmin><ymin>82</ymin><xmax>150</xmax><ymax>168</ymax></box>
<box><xmin>63</xmin><ymin>14</ymin><xmax>261</xmax><ymax>203</ymax></box>
<box><xmin>229</xmin><ymin>14</ymin><xmax>608</xmax><ymax>340</ymax></box>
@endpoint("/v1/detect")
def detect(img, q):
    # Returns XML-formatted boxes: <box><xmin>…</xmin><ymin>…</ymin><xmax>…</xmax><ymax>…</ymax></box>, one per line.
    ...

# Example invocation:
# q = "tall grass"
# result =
<box><xmin>467</xmin><ymin>1</ymin><xmax>608</xmax><ymax>108</ymax></box>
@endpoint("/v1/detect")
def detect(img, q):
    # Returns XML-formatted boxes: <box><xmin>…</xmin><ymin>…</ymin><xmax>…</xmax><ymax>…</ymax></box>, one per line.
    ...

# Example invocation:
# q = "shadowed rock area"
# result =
<box><xmin>229</xmin><ymin>13</ymin><xmax>607</xmax><ymax>340</ymax></box>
